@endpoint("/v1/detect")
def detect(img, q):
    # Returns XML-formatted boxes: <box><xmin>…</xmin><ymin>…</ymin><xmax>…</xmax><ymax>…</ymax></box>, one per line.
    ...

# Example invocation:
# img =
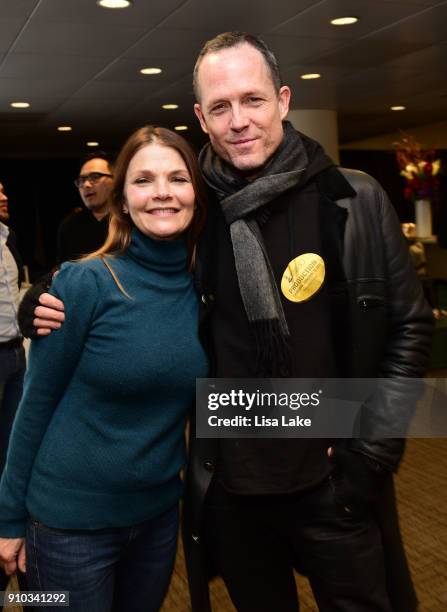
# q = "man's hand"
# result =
<box><xmin>328</xmin><ymin>446</ymin><xmax>388</xmax><ymax>508</ymax></box>
<box><xmin>18</xmin><ymin>272</ymin><xmax>64</xmax><ymax>339</ymax></box>
<box><xmin>34</xmin><ymin>293</ymin><xmax>65</xmax><ymax>336</ymax></box>
<box><xmin>0</xmin><ymin>537</ymin><xmax>26</xmax><ymax>575</ymax></box>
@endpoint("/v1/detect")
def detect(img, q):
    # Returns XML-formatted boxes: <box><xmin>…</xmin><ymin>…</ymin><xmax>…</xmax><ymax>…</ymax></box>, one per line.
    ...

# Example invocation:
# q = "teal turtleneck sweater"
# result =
<box><xmin>0</xmin><ymin>229</ymin><xmax>208</xmax><ymax>537</ymax></box>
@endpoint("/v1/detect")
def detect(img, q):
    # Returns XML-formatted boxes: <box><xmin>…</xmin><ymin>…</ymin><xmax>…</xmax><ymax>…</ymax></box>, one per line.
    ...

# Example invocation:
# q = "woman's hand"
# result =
<box><xmin>0</xmin><ymin>537</ymin><xmax>26</xmax><ymax>575</ymax></box>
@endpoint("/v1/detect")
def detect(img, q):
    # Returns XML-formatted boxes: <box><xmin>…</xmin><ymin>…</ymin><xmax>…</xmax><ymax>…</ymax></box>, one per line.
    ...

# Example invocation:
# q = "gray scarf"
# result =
<box><xmin>199</xmin><ymin>122</ymin><xmax>310</xmax><ymax>376</ymax></box>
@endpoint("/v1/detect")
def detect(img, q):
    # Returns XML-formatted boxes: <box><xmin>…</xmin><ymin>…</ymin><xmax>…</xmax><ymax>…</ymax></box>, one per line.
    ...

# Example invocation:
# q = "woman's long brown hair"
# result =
<box><xmin>86</xmin><ymin>125</ymin><xmax>207</xmax><ymax>268</ymax></box>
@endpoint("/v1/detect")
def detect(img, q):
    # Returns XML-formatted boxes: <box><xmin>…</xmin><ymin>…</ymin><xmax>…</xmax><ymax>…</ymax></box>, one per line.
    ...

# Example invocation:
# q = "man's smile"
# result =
<box><xmin>230</xmin><ymin>138</ymin><xmax>257</xmax><ymax>147</ymax></box>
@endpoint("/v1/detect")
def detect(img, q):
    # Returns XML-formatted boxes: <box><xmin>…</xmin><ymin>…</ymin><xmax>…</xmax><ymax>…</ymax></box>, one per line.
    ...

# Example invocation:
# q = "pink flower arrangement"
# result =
<box><xmin>394</xmin><ymin>133</ymin><xmax>441</xmax><ymax>201</ymax></box>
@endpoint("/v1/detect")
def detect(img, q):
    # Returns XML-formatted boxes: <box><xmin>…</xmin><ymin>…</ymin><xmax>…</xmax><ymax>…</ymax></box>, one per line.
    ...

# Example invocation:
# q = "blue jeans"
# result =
<box><xmin>26</xmin><ymin>505</ymin><xmax>179</xmax><ymax>612</ymax></box>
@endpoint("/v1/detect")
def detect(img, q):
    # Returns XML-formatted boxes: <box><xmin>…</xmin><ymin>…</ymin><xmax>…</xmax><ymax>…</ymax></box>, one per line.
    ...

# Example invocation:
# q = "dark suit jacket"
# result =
<box><xmin>5</xmin><ymin>228</ymin><xmax>24</xmax><ymax>286</ymax></box>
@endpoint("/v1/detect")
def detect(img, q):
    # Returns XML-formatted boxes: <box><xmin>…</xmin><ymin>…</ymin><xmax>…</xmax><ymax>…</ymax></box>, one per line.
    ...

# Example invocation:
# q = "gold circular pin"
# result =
<box><xmin>281</xmin><ymin>253</ymin><xmax>325</xmax><ymax>303</ymax></box>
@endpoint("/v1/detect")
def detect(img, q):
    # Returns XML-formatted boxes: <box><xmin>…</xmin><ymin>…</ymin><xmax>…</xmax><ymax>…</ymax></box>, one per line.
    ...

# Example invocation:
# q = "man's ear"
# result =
<box><xmin>278</xmin><ymin>85</ymin><xmax>291</xmax><ymax>120</ymax></box>
<box><xmin>194</xmin><ymin>103</ymin><xmax>209</xmax><ymax>134</ymax></box>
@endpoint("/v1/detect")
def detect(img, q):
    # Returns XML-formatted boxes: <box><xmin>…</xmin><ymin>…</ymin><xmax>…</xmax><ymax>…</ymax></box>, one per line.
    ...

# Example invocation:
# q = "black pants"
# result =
<box><xmin>0</xmin><ymin>572</ymin><xmax>9</xmax><ymax>592</ymax></box>
<box><xmin>204</xmin><ymin>478</ymin><xmax>392</xmax><ymax>612</ymax></box>
<box><xmin>0</xmin><ymin>344</ymin><xmax>29</xmax><ymax>607</ymax></box>
<box><xmin>0</xmin><ymin>570</ymin><xmax>30</xmax><ymax>612</ymax></box>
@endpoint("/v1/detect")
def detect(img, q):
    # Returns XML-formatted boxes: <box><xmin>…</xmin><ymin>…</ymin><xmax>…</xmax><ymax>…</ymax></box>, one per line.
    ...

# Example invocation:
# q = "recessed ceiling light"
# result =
<box><xmin>97</xmin><ymin>0</ymin><xmax>132</xmax><ymax>8</ymax></box>
<box><xmin>140</xmin><ymin>67</ymin><xmax>162</xmax><ymax>75</ymax></box>
<box><xmin>87</xmin><ymin>141</ymin><xmax>99</xmax><ymax>147</ymax></box>
<box><xmin>162</xmin><ymin>104</ymin><xmax>179</xmax><ymax>110</ymax></box>
<box><xmin>391</xmin><ymin>105</ymin><xmax>406</xmax><ymax>111</ymax></box>
<box><xmin>330</xmin><ymin>16</ymin><xmax>358</xmax><ymax>26</ymax></box>
<box><xmin>10</xmin><ymin>102</ymin><xmax>30</xmax><ymax>108</ymax></box>
<box><xmin>57</xmin><ymin>126</ymin><xmax>72</xmax><ymax>132</ymax></box>
<box><xmin>300</xmin><ymin>73</ymin><xmax>321</xmax><ymax>80</ymax></box>
<box><xmin>174</xmin><ymin>125</ymin><xmax>188</xmax><ymax>131</ymax></box>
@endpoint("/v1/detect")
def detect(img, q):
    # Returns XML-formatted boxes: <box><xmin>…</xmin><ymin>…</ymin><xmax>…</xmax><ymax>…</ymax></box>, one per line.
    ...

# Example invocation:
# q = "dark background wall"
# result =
<box><xmin>1</xmin><ymin>157</ymin><xmax>81</xmax><ymax>278</ymax></box>
<box><xmin>340</xmin><ymin>149</ymin><xmax>447</xmax><ymax>222</ymax></box>
<box><xmin>2</xmin><ymin>148</ymin><xmax>446</xmax><ymax>280</ymax></box>
<box><xmin>340</xmin><ymin>149</ymin><xmax>447</xmax><ymax>249</ymax></box>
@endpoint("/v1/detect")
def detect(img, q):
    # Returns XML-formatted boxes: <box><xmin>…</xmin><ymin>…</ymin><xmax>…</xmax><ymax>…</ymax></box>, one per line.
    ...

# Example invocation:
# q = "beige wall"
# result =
<box><xmin>341</xmin><ymin>120</ymin><xmax>447</xmax><ymax>151</ymax></box>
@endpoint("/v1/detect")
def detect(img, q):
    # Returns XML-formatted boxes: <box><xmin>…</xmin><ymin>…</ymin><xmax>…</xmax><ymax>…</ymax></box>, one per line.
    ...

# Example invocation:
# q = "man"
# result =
<box><xmin>0</xmin><ymin>181</ymin><xmax>27</xmax><ymax>598</ymax></box>
<box><xmin>57</xmin><ymin>151</ymin><xmax>113</xmax><ymax>263</ymax></box>
<box><xmin>18</xmin><ymin>152</ymin><xmax>113</xmax><ymax>337</ymax></box>
<box><xmin>183</xmin><ymin>32</ymin><xmax>432</xmax><ymax>612</ymax></box>
<box><xmin>22</xmin><ymin>33</ymin><xmax>433</xmax><ymax>612</ymax></box>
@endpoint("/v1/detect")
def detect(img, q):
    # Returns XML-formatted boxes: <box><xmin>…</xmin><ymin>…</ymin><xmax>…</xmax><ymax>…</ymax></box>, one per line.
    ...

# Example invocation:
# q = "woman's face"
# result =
<box><xmin>124</xmin><ymin>143</ymin><xmax>196</xmax><ymax>241</ymax></box>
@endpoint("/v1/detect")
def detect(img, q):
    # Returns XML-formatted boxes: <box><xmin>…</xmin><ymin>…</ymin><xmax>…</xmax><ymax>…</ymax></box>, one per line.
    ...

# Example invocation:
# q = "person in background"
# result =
<box><xmin>408</xmin><ymin>239</ymin><xmax>447</xmax><ymax>318</ymax></box>
<box><xmin>0</xmin><ymin>181</ymin><xmax>28</xmax><ymax>601</ymax></box>
<box><xmin>18</xmin><ymin>152</ymin><xmax>114</xmax><ymax>338</ymax></box>
<box><xmin>57</xmin><ymin>151</ymin><xmax>114</xmax><ymax>263</ymax></box>
<box><xmin>0</xmin><ymin>126</ymin><xmax>208</xmax><ymax>612</ymax></box>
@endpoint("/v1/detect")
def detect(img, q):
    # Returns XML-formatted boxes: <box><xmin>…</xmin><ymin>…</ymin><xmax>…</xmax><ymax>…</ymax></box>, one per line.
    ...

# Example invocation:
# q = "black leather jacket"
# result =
<box><xmin>184</xmin><ymin>166</ymin><xmax>433</xmax><ymax>612</ymax></box>
<box><xmin>335</xmin><ymin>169</ymin><xmax>433</xmax><ymax>466</ymax></box>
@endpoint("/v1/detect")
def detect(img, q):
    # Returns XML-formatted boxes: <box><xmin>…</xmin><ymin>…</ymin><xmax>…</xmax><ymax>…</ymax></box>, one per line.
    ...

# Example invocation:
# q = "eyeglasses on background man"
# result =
<box><xmin>74</xmin><ymin>172</ymin><xmax>113</xmax><ymax>189</ymax></box>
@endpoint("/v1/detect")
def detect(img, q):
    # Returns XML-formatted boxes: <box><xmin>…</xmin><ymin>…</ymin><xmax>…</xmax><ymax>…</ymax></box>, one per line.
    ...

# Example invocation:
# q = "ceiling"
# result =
<box><xmin>1</xmin><ymin>0</ymin><xmax>447</xmax><ymax>157</ymax></box>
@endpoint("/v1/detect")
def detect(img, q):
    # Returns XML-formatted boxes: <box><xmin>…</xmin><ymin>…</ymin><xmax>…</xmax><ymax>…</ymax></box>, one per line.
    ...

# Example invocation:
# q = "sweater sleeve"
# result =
<box><xmin>0</xmin><ymin>262</ymin><xmax>100</xmax><ymax>537</ymax></box>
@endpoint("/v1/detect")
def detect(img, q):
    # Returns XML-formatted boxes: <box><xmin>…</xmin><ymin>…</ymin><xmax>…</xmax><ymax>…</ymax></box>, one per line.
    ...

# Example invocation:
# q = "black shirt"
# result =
<box><xmin>211</xmin><ymin>184</ymin><xmax>336</xmax><ymax>495</ymax></box>
<box><xmin>57</xmin><ymin>208</ymin><xmax>109</xmax><ymax>263</ymax></box>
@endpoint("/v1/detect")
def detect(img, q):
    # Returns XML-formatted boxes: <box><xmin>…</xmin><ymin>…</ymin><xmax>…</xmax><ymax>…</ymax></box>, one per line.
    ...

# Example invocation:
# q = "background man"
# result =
<box><xmin>184</xmin><ymin>32</ymin><xmax>433</xmax><ymax>612</ymax></box>
<box><xmin>18</xmin><ymin>152</ymin><xmax>113</xmax><ymax>337</ymax></box>
<box><xmin>0</xmin><ymin>181</ymin><xmax>27</xmax><ymax>598</ymax></box>
<box><xmin>57</xmin><ymin>151</ymin><xmax>113</xmax><ymax>263</ymax></box>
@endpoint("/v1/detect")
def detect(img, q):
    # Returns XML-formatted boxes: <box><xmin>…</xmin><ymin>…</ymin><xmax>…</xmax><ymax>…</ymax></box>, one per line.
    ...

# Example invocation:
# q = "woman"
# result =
<box><xmin>0</xmin><ymin>126</ymin><xmax>208</xmax><ymax>611</ymax></box>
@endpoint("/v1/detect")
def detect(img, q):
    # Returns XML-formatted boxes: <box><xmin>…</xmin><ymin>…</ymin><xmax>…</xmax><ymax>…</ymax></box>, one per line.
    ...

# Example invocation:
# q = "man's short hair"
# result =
<box><xmin>193</xmin><ymin>31</ymin><xmax>282</xmax><ymax>101</ymax></box>
<box><xmin>78</xmin><ymin>150</ymin><xmax>114</xmax><ymax>173</ymax></box>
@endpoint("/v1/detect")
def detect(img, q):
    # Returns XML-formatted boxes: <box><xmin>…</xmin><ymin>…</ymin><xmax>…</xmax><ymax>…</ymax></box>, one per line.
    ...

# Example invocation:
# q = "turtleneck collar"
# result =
<box><xmin>126</xmin><ymin>227</ymin><xmax>187</xmax><ymax>273</ymax></box>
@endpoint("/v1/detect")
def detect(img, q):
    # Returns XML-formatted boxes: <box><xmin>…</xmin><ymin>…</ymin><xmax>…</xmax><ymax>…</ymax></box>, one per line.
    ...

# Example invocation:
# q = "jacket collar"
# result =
<box><xmin>316</xmin><ymin>165</ymin><xmax>357</xmax><ymax>201</ymax></box>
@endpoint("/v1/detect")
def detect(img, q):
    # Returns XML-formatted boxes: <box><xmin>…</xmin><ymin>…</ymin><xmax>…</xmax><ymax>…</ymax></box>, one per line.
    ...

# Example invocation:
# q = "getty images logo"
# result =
<box><xmin>207</xmin><ymin>389</ymin><xmax>322</xmax><ymax>411</ymax></box>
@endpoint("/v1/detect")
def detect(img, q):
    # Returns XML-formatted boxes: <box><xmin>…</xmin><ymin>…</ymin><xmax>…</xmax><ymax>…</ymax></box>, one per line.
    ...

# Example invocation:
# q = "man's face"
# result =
<box><xmin>77</xmin><ymin>158</ymin><xmax>113</xmax><ymax>214</ymax></box>
<box><xmin>0</xmin><ymin>182</ymin><xmax>9</xmax><ymax>223</ymax></box>
<box><xmin>194</xmin><ymin>43</ymin><xmax>290</xmax><ymax>175</ymax></box>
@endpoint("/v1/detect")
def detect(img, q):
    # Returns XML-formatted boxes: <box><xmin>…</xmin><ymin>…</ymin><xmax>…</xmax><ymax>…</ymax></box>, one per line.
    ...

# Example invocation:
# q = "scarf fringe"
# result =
<box><xmin>252</xmin><ymin>319</ymin><xmax>290</xmax><ymax>377</ymax></box>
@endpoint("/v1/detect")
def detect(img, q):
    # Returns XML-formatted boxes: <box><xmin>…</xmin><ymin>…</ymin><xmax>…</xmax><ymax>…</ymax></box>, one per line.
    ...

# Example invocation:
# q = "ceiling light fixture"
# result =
<box><xmin>174</xmin><ymin>125</ymin><xmax>188</xmax><ymax>131</ymax></box>
<box><xmin>10</xmin><ymin>102</ymin><xmax>30</xmax><ymax>108</ymax></box>
<box><xmin>300</xmin><ymin>73</ymin><xmax>321</xmax><ymax>80</ymax></box>
<box><xmin>391</xmin><ymin>105</ymin><xmax>406</xmax><ymax>111</ymax></box>
<box><xmin>330</xmin><ymin>17</ymin><xmax>358</xmax><ymax>26</ymax></box>
<box><xmin>87</xmin><ymin>141</ymin><xmax>99</xmax><ymax>147</ymax></box>
<box><xmin>140</xmin><ymin>67</ymin><xmax>162</xmax><ymax>75</ymax></box>
<box><xmin>162</xmin><ymin>104</ymin><xmax>179</xmax><ymax>110</ymax></box>
<box><xmin>97</xmin><ymin>0</ymin><xmax>132</xmax><ymax>9</ymax></box>
<box><xmin>57</xmin><ymin>126</ymin><xmax>72</xmax><ymax>132</ymax></box>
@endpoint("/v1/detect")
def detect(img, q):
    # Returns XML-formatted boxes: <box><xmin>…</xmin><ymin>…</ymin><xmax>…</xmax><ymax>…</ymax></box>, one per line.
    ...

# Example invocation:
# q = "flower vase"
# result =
<box><xmin>414</xmin><ymin>198</ymin><xmax>432</xmax><ymax>238</ymax></box>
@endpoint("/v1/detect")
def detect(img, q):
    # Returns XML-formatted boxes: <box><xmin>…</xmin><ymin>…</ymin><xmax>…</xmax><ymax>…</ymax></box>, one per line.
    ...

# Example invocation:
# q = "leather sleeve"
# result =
<box><xmin>17</xmin><ymin>272</ymin><xmax>53</xmax><ymax>339</ymax></box>
<box><xmin>340</xmin><ymin>170</ymin><xmax>434</xmax><ymax>470</ymax></box>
